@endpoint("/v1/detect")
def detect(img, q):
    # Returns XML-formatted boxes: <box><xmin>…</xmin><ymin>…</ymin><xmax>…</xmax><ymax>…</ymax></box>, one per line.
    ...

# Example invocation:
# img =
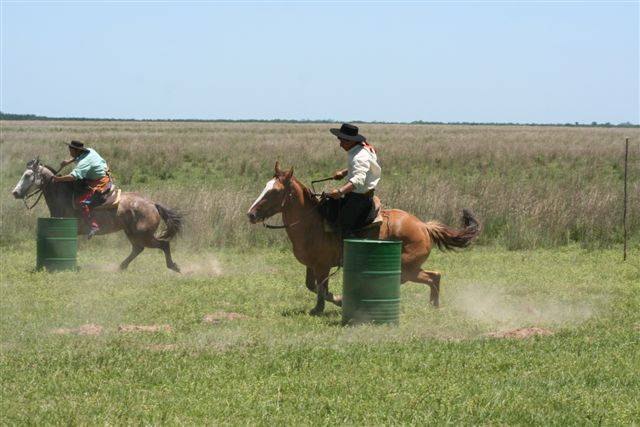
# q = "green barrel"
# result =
<box><xmin>36</xmin><ymin>218</ymin><xmax>78</xmax><ymax>272</ymax></box>
<box><xmin>342</xmin><ymin>239</ymin><xmax>402</xmax><ymax>325</ymax></box>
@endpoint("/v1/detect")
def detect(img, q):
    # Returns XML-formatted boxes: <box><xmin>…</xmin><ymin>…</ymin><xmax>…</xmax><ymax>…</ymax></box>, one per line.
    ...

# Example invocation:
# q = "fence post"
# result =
<box><xmin>623</xmin><ymin>137</ymin><xmax>629</xmax><ymax>261</ymax></box>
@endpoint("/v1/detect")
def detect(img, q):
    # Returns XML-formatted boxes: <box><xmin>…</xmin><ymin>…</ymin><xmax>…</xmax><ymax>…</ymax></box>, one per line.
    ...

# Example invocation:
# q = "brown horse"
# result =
<box><xmin>11</xmin><ymin>159</ymin><xmax>182</xmax><ymax>272</ymax></box>
<box><xmin>247</xmin><ymin>162</ymin><xmax>480</xmax><ymax>315</ymax></box>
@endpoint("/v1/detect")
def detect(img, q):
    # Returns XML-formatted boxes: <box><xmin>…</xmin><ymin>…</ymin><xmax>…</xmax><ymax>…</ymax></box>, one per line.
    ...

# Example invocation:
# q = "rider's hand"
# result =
<box><xmin>60</xmin><ymin>159</ymin><xmax>71</xmax><ymax>169</ymax></box>
<box><xmin>333</xmin><ymin>169</ymin><xmax>346</xmax><ymax>180</ymax></box>
<box><xmin>327</xmin><ymin>189</ymin><xmax>342</xmax><ymax>199</ymax></box>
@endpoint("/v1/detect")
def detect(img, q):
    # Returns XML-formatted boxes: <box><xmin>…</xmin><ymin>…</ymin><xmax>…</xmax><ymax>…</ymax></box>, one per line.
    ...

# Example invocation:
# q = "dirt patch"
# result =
<box><xmin>51</xmin><ymin>324</ymin><xmax>103</xmax><ymax>336</ymax></box>
<box><xmin>202</xmin><ymin>312</ymin><xmax>247</xmax><ymax>324</ymax></box>
<box><xmin>118</xmin><ymin>324</ymin><xmax>172</xmax><ymax>333</ymax></box>
<box><xmin>485</xmin><ymin>327</ymin><xmax>554</xmax><ymax>339</ymax></box>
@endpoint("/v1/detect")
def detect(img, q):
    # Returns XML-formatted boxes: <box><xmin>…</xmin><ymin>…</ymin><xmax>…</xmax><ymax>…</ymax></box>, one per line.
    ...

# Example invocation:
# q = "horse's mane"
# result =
<box><xmin>292</xmin><ymin>177</ymin><xmax>319</xmax><ymax>206</ymax></box>
<box><xmin>41</xmin><ymin>164</ymin><xmax>74</xmax><ymax>192</ymax></box>
<box><xmin>42</xmin><ymin>164</ymin><xmax>57</xmax><ymax>174</ymax></box>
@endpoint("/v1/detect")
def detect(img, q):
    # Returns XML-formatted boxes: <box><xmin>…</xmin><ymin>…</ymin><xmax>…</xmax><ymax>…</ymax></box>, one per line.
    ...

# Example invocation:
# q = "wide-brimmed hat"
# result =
<box><xmin>66</xmin><ymin>140</ymin><xmax>89</xmax><ymax>152</ymax></box>
<box><xmin>330</xmin><ymin>123</ymin><xmax>365</xmax><ymax>143</ymax></box>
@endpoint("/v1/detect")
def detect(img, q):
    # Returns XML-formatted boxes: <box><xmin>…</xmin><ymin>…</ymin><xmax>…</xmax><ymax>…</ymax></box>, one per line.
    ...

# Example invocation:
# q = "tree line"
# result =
<box><xmin>1</xmin><ymin>111</ymin><xmax>637</xmax><ymax>128</ymax></box>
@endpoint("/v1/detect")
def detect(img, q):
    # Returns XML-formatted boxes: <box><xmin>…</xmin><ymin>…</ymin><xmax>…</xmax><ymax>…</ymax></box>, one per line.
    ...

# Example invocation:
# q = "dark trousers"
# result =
<box><xmin>322</xmin><ymin>192</ymin><xmax>375</xmax><ymax>235</ymax></box>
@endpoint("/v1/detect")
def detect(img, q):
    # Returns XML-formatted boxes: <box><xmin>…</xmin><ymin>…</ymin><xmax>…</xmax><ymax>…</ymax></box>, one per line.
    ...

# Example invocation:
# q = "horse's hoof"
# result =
<box><xmin>309</xmin><ymin>307</ymin><xmax>324</xmax><ymax>316</ymax></box>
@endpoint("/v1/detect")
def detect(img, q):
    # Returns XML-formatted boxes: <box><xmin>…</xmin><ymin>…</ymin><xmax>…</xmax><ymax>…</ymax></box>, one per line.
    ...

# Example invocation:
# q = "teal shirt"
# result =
<box><xmin>70</xmin><ymin>148</ymin><xmax>108</xmax><ymax>180</ymax></box>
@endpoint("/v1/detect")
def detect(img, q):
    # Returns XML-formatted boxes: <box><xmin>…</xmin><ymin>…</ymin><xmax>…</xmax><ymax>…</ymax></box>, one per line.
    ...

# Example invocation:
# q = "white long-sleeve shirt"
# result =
<box><xmin>347</xmin><ymin>144</ymin><xmax>381</xmax><ymax>193</ymax></box>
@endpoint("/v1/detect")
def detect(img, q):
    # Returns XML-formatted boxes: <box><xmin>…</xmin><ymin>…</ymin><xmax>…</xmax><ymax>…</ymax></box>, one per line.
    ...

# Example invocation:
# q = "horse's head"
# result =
<box><xmin>11</xmin><ymin>158</ymin><xmax>45</xmax><ymax>199</ymax></box>
<box><xmin>247</xmin><ymin>161</ymin><xmax>294</xmax><ymax>224</ymax></box>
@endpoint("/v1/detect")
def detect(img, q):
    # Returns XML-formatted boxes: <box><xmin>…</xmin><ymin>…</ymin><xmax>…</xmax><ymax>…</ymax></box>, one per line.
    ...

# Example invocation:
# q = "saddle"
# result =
<box><xmin>362</xmin><ymin>196</ymin><xmax>384</xmax><ymax>228</ymax></box>
<box><xmin>93</xmin><ymin>187</ymin><xmax>122</xmax><ymax>211</ymax></box>
<box><xmin>73</xmin><ymin>184</ymin><xmax>122</xmax><ymax>211</ymax></box>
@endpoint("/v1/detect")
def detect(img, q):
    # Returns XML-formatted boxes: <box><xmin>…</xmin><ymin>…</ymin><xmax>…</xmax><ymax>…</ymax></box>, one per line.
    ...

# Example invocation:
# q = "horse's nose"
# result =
<box><xmin>247</xmin><ymin>211</ymin><xmax>257</xmax><ymax>223</ymax></box>
<box><xmin>11</xmin><ymin>190</ymin><xmax>19</xmax><ymax>198</ymax></box>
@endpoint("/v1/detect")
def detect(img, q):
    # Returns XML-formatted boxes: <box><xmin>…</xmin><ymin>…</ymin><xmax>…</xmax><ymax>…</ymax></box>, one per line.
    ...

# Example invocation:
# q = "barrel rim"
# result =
<box><xmin>343</xmin><ymin>238</ymin><xmax>401</xmax><ymax>244</ymax></box>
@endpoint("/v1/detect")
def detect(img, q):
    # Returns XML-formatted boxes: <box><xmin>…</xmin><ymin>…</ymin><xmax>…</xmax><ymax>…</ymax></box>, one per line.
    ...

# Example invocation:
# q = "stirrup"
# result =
<box><xmin>87</xmin><ymin>227</ymin><xmax>100</xmax><ymax>240</ymax></box>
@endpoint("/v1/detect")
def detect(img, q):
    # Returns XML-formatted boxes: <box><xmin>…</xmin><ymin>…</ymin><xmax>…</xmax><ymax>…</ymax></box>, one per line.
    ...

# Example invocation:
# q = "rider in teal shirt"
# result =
<box><xmin>53</xmin><ymin>141</ymin><xmax>112</xmax><ymax>239</ymax></box>
<box><xmin>70</xmin><ymin>148</ymin><xmax>108</xmax><ymax>180</ymax></box>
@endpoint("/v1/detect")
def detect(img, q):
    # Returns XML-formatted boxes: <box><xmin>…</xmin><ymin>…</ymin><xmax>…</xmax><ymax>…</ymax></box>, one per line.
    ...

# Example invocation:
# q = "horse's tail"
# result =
<box><xmin>155</xmin><ymin>203</ymin><xmax>183</xmax><ymax>241</ymax></box>
<box><xmin>423</xmin><ymin>209</ymin><xmax>480</xmax><ymax>251</ymax></box>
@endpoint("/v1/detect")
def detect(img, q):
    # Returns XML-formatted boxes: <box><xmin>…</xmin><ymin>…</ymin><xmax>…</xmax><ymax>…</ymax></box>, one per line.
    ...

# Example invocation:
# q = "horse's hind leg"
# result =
<box><xmin>402</xmin><ymin>269</ymin><xmax>441</xmax><ymax>307</ymax></box>
<box><xmin>120</xmin><ymin>243</ymin><xmax>144</xmax><ymax>271</ymax></box>
<box><xmin>141</xmin><ymin>236</ymin><xmax>180</xmax><ymax>273</ymax></box>
<box><xmin>158</xmin><ymin>240</ymin><xmax>180</xmax><ymax>273</ymax></box>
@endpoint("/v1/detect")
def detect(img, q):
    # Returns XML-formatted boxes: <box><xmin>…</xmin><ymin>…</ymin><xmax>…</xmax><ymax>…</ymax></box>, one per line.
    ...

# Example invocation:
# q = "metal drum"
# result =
<box><xmin>342</xmin><ymin>239</ymin><xmax>402</xmax><ymax>325</ymax></box>
<box><xmin>36</xmin><ymin>218</ymin><xmax>78</xmax><ymax>271</ymax></box>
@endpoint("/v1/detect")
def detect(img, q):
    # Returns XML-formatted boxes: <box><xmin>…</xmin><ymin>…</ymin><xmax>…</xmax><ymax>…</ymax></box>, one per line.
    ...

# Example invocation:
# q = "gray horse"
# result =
<box><xmin>11</xmin><ymin>159</ymin><xmax>182</xmax><ymax>272</ymax></box>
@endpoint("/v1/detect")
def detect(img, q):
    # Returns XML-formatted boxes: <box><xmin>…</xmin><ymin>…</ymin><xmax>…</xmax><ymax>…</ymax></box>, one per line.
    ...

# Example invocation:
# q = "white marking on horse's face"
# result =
<box><xmin>12</xmin><ymin>169</ymin><xmax>35</xmax><ymax>199</ymax></box>
<box><xmin>248</xmin><ymin>178</ymin><xmax>276</xmax><ymax>213</ymax></box>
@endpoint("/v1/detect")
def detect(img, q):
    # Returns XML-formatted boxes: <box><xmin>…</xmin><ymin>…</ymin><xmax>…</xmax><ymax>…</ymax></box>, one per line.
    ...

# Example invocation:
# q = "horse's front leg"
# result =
<box><xmin>306</xmin><ymin>267</ymin><xmax>341</xmax><ymax>307</ymax></box>
<box><xmin>310</xmin><ymin>266</ymin><xmax>329</xmax><ymax>316</ymax></box>
<box><xmin>305</xmin><ymin>267</ymin><xmax>316</xmax><ymax>292</ymax></box>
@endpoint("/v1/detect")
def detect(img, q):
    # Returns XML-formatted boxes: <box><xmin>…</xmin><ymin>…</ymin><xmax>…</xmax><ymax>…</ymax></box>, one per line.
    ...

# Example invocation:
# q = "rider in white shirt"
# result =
<box><xmin>325</xmin><ymin>123</ymin><xmax>381</xmax><ymax>236</ymax></box>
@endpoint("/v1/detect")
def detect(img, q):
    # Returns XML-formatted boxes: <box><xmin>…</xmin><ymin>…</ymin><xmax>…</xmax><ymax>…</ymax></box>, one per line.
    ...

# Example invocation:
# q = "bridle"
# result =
<box><xmin>261</xmin><ymin>177</ymin><xmax>331</xmax><ymax>230</ymax></box>
<box><xmin>21</xmin><ymin>163</ymin><xmax>59</xmax><ymax>211</ymax></box>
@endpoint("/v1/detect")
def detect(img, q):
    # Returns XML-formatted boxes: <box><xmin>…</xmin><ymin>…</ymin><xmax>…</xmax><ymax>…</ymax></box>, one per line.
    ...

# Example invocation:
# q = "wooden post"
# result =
<box><xmin>623</xmin><ymin>137</ymin><xmax>629</xmax><ymax>261</ymax></box>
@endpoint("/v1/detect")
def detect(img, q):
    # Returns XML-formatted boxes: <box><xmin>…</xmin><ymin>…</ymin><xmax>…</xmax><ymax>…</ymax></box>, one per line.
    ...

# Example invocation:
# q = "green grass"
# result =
<box><xmin>2</xmin><ymin>244</ymin><xmax>638</xmax><ymax>424</ymax></box>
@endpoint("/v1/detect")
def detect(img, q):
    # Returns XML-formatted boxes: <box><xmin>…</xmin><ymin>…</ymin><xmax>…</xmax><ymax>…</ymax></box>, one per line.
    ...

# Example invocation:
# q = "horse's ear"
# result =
<box><xmin>284</xmin><ymin>167</ymin><xmax>294</xmax><ymax>182</ymax></box>
<box><xmin>274</xmin><ymin>161</ymin><xmax>282</xmax><ymax>176</ymax></box>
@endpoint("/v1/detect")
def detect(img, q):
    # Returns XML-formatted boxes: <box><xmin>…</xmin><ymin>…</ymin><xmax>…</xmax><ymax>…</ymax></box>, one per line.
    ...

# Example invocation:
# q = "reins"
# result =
<box><xmin>23</xmin><ymin>189</ymin><xmax>44</xmax><ymax>210</ymax></box>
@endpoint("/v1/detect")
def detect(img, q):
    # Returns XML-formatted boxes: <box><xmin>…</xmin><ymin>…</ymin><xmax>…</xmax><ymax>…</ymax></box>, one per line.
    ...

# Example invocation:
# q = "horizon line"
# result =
<box><xmin>1</xmin><ymin>112</ymin><xmax>638</xmax><ymax>128</ymax></box>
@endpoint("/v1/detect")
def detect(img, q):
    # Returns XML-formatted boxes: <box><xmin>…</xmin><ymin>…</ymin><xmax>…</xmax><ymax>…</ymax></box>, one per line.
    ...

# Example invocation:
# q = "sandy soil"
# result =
<box><xmin>485</xmin><ymin>327</ymin><xmax>554</xmax><ymax>339</ymax></box>
<box><xmin>118</xmin><ymin>324</ymin><xmax>173</xmax><ymax>333</ymax></box>
<box><xmin>202</xmin><ymin>312</ymin><xmax>247</xmax><ymax>324</ymax></box>
<box><xmin>51</xmin><ymin>324</ymin><xmax>103</xmax><ymax>336</ymax></box>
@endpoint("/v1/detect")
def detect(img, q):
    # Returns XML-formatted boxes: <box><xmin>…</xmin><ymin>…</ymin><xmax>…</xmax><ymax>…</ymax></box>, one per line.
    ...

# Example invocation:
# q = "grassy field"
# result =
<box><xmin>1</xmin><ymin>243</ymin><xmax>638</xmax><ymax>424</ymax></box>
<box><xmin>1</xmin><ymin>121</ymin><xmax>639</xmax><ymax>424</ymax></box>
<box><xmin>1</xmin><ymin>121</ymin><xmax>638</xmax><ymax>249</ymax></box>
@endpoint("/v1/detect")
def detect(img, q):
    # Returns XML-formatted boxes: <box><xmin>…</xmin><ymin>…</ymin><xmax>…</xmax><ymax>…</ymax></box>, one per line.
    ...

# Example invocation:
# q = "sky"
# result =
<box><xmin>1</xmin><ymin>1</ymin><xmax>638</xmax><ymax>123</ymax></box>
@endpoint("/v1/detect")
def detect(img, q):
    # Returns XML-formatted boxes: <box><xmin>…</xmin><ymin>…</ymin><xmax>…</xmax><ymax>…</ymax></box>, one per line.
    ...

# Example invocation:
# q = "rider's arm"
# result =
<box><xmin>338</xmin><ymin>182</ymin><xmax>354</xmax><ymax>195</ymax></box>
<box><xmin>52</xmin><ymin>175</ymin><xmax>76</xmax><ymax>183</ymax></box>
<box><xmin>60</xmin><ymin>158</ymin><xmax>75</xmax><ymax>169</ymax></box>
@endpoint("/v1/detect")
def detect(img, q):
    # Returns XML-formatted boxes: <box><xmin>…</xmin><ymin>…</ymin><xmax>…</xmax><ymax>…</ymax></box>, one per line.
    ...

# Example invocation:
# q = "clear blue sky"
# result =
<box><xmin>1</xmin><ymin>1</ymin><xmax>638</xmax><ymax>123</ymax></box>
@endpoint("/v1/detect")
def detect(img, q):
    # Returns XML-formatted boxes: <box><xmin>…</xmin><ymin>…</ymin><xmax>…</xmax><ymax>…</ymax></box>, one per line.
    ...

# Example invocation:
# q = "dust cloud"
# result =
<box><xmin>180</xmin><ymin>253</ymin><xmax>223</xmax><ymax>276</ymax></box>
<box><xmin>450</xmin><ymin>282</ymin><xmax>599</xmax><ymax>330</ymax></box>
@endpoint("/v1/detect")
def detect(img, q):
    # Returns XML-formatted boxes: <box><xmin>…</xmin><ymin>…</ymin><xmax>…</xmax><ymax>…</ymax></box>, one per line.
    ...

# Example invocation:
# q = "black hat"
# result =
<box><xmin>330</xmin><ymin>123</ymin><xmax>365</xmax><ymax>143</ymax></box>
<box><xmin>66</xmin><ymin>140</ymin><xmax>89</xmax><ymax>152</ymax></box>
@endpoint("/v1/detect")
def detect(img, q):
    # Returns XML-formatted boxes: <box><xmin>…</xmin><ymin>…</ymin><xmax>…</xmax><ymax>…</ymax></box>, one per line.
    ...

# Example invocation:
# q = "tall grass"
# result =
<box><xmin>1</xmin><ymin>120</ymin><xmax>638</xmax><ymax>249</ymax></box>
